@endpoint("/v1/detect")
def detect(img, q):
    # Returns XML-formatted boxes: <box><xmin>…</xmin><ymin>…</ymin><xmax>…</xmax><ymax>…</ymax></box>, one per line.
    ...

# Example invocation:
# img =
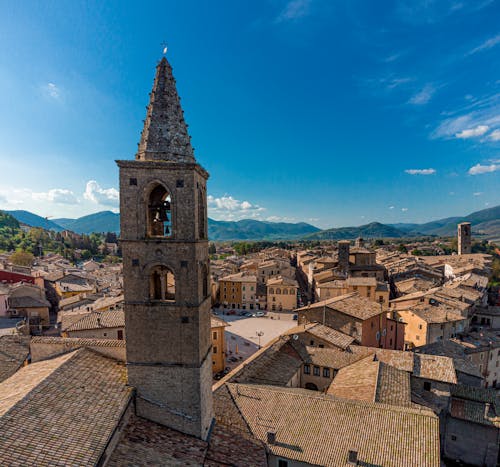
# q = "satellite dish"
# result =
<box><xmin>293</xmin><ymin>334</ymin><xmax>299</xmax><ymax>340</ymax></box>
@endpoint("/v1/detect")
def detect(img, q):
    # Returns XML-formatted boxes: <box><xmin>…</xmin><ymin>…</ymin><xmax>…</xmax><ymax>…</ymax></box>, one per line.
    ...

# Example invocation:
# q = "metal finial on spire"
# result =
<box><xmin>161</xmin><ymin>41</ymin><xmax>168</xmax><ymax>55</ymax></box>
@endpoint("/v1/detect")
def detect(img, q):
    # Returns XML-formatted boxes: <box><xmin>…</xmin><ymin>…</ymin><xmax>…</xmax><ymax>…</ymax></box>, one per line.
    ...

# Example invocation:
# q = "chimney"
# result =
<box><xmin>347</xmin><ymin>450</ymin><xmax>358</xmax><ymax>465</ymax></box>
<box><xmin>267</xmin><ymin>430</ymin><xmax>276</xmax><ymax>445</ymax></box>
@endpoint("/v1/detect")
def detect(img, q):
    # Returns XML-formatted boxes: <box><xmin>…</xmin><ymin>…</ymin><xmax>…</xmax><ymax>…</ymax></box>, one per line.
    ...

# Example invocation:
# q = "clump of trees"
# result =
<box><xmin>0</xmin><ymin>209</ymin><xmax>121</xmax><ymax>263</ymax></box>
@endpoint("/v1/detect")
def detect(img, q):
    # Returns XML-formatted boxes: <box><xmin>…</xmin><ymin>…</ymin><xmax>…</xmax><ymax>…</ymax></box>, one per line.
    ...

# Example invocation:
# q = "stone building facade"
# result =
<box><xmin>458</xmin><ymin>222</ymin><xmax>472</xmax><ymax>255</ymax></box>
<box><xmin>117</xmin><ymin>57</ymin><xmax>213</xmax><ymax>440</ymax></box>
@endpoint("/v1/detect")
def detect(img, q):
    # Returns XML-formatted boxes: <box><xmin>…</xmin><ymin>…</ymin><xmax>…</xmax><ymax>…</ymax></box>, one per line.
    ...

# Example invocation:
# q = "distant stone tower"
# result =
<box><xmin>355</xmin><ymin>237</ymin><xmax>364</xmax><ymax>248</ymax></box>
<box><xmin>117</xmin><ymin>57</ymin><xmax>213</xmax><ymax>440</ymax></box>
<box><xmin>457</xmin><ymin>222</ymin><xmax>472</xmax><ymax>255</ymax></box>
<box><xmin>338</xmin><ymin>240</ymin><xmax>350</xmax><ymax>274</ymax></box>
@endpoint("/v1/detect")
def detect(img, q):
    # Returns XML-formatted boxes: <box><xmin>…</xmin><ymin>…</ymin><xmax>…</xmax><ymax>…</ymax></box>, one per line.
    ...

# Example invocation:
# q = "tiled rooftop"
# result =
<box><xmin>350</xmin><ymin>346</ymin><xmax>458</xmax><ymax>384</ymax></box>
<box><xmin>64</xmin><ymin>308</ymin><xmax>124</xmax><ymax>332</ymax></box>
<box><xmin>327</xmin><ymin>355</ymin><xmax>413</xmax><ymax>407</ymax></box>
<box><xmin>305</xmin><ymin>323</ymin><xmax>355</xmax><ymax>349</ymax></box>
<box><xmin>226</xmin><ymin>383</ymin><xmax>440</xmax><ymax>467</ymax></box>
<box><xmin>297</xmin><ymin>292</ymin><xmax>383</xmax><ymax>320</ymax></box>
<box><xmin>0</xmin><ymin>335</ymin><xmax>30</xmax><ymax>383</ymax></box>
<box><xmin>0</xmin><ymin>348</ymin><xmax>132</xmax><ymax>466</ymax></box>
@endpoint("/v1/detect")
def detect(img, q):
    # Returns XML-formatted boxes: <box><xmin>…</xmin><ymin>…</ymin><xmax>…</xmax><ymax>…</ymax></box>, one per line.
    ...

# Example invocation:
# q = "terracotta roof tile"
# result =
<box><xmin>0</xmin><ymin>348</ymin><xmax>132</xmax><ymax>466</ymax></box>
<box><xmin>0</xmin><ymin>335</ymin><xmax>30</xmax><ymax>383</ymax></box>
<box><xmin>226</xmin><ymin>383</ymin><xmax>440</xmax><ymax>467</ymax></box>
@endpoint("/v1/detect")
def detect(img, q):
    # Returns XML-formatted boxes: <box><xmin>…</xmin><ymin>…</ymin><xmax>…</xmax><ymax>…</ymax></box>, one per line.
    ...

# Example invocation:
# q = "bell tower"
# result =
<box><xmin>117</xmin><ymin>56</ymin><xmax>213</xmax><ymax>439</ymax></box>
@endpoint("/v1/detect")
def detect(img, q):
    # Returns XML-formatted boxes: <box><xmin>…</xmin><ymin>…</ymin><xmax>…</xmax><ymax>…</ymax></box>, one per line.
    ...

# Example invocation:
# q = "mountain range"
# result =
<box><xmin>4</xmin><ymin>204</ymin><xmax>500</xmax><ymax>242</ymax></box>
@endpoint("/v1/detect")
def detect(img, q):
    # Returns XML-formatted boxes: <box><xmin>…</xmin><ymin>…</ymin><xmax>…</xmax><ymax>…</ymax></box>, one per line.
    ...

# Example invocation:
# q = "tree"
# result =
<box><xmin>398</xmin><ymin>244</ymin><xmax>408</xmax><ymax>253</ymax></box>
<box><xmin>10</xmin><ymin>250</ymin><xmax>34</xmax><ymax>266</ymax></box>
<box><xmin>208</xmin><ymin>243</ymin><xmax>216</xmax><ymax>255</ymax></box>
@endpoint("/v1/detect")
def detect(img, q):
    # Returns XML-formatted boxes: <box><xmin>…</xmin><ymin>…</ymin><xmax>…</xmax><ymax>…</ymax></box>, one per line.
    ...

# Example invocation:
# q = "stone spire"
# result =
<box><xmin>136</xmin><ymin>57</ymin><xmax>195</xmax><ymax>163</ymax></box>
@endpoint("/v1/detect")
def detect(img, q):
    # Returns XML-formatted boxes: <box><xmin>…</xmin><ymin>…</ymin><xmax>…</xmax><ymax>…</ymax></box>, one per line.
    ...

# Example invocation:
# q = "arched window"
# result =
<box><xmin>198</xmin><ymin>187</ymin><xmax>206</xmax><ymax>240</ymax></box>
<box><xmin>149</xmin><ymin>266</ymin><xmax>175</xmax><ymax>301</ymax></box>
<box><xmin>269</xmin><ymin>288</ymin><xmax>274</xmax><ymax>294</ymax></box>
<box><xmin>147</xmin><ymin>184</ymin><xmax>172</xmax><ymax>238</ymax></box>
<box><xmin>276</xmin><ymin>288</ymin><xmax>281</xmax><ymax>295</ymax></box>
<box><xmin>283</xmin><ymin>288</ymin><xmax>288</xmax><ymax>295</ymax></box>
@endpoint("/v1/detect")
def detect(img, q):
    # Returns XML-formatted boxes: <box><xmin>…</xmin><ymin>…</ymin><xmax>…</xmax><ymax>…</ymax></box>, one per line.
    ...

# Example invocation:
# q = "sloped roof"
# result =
<box><xmin>0</xmin><ymin>335</ymin><xmax>30</xmax><ymax>383</ymax></box>
<box><xmin>225</xmin><ymin>383</ymin><xmax>440</xmax><ymax>467</ymax></box>
<box><xmin>349</xmin><ymin>346</ymin><xmax>458</xmax><ymax>384</ymax></box>
<box><xmin>301</xmin><ymin>345</ymin><xmax>366</xmax><ymax>370</ymax></box>
<box><xmin>0</xmin><ymin>348</ymin><xmax>132</xmax><ymax>466</ymax></box>
<box><xmin>304</xmin><ymin>323</ymin><xmax>355</xmax><ymax>349</ymax></box>
<box><xmin>296</xmin><ymin>292</ymin><xmax>383</xmax><ymax>321</ymax></box>
<box><xmin>327</xmin><ymin>355</ymin><xmax>413</xmax><ymax>408</ymax></box>
<box><xmin>211</xmin><ymin>315</ymin><xmax>229</xmax><ymax>329</ymax></box>
<box><xmin>65</xmin><ymin>309</ymin><xmax>124</xmax><ymax>332</ymax></box>
<box><xmin>449</xmin><ymin>387</ymin><xmax>500</xmax><ymax>427</ymax></box>
<box><xmin>9</xmin><ymin>295</ymin><xmax>50</xmax><ymax>308</ymax></box>
<box><xmin>228</xmin><ymin>337</ymin><xmax>303</xmax><ymax>386</ymax></box>
<box><xmin>414</xmin><ymin>340</ymin><xmax>481</xmax><ymax>378</ymax></box>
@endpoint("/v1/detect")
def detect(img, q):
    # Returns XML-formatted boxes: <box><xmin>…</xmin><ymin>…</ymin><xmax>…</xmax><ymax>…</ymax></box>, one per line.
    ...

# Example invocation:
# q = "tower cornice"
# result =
<box><xmin>116</xmin><ymin>159</ymin><xmax>209</xmax><ymax>179</ymax></box>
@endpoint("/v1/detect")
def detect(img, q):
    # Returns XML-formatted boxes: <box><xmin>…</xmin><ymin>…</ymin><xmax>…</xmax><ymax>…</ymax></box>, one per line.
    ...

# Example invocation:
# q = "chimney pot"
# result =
<box><xmin>267</xmin><ymin>430</ymin><xmax>276</xmax><ymax>445</ymax></box>
<box><xmin>348</xmin><ymin>450</ymin><xmax>358</xmax><ymax>465</ymax></box>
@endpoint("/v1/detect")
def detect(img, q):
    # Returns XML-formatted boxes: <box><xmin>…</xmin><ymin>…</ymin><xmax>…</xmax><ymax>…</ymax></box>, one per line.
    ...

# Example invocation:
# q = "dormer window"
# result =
<box><xmin>148</xmin><ymin>184</ymin><xmax>172</xmax><ymax>238</ymax></box>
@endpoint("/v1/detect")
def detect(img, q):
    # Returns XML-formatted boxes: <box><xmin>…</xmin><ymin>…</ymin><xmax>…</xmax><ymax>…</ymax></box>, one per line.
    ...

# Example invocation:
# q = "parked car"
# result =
<box><xmin>254</xmin><ymin>311</ymin><xmax>265</xmax><ymax>317</ymax></box>
<box><xmin>244</xmin><ymin>312</ymin><xmax>253</xmax><ymax>317</ymax></box>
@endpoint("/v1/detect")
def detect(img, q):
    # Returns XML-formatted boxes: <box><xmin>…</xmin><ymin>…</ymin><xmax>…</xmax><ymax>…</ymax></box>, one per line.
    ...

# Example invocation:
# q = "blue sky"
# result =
<box><xmin>0</xmin><ymin>0</ymin><xmax>499</xmax><ymax>228</ymax></box>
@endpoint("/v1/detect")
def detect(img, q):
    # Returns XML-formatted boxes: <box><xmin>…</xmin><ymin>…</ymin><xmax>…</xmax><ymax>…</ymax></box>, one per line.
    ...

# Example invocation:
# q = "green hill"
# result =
<box><xmin>54</xmin><ymin>211</ymin><xmax>120</xmax><ymax>234</ymax></box>
<box><xmin>306</xmin><ymin>222</ymin><xmax>407</xmax><ymax>240</ymax></box>
<box><xmin>406</xmin><ymin>205</ymin><xmax>500</xmax><ymax>237</ymax></box>
<box><xmin>6</xmin><ymin>210</ymin><xmax>64</xmax><ymax>231</ymax></box>
<box><xmin>208</xmin><ymin>218</ymin><xmax>320</xmax><ymax>241</ymax></box>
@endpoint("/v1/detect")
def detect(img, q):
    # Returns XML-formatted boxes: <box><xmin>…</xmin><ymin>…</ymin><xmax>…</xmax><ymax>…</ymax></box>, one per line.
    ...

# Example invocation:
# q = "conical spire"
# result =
<box><xmin>136</xmin><ymin>57</ymin><xmax>195</xmax><ymax>163</ymax></box>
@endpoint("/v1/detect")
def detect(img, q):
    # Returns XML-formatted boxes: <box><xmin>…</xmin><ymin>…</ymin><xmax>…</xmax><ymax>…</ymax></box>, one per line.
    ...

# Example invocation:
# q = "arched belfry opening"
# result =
<box><xmin>148</xmin><ymin>184</ymin><xmax>172</xmax><ymax>238</ymax></box>
<box><xmin>149</xmin><ymin>265</ymin><xmax>176</xmax><ymax>301</ymax></box>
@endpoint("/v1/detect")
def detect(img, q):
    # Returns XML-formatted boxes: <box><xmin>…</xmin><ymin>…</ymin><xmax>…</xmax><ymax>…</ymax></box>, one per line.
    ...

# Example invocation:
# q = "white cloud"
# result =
<box><xmin>401</xmin><ymin>208</ymin><xmax>408</xmax><ymax>212</ymax></box>
<box><xmin>83</xmin><ymin>180</ymin><xmax>119</xmax><ymax>207</ymax></box>
<box><xmin>389</xmin><ymin>206</ymin><xmax>395</xmax><ymax>210</ymax></box>
<box><xmin>207</xmin><ymin>195</ymin><xmax>265</xmax><ymax>221</ymax></box>
<box><xmin>467</xmin><ymin>33</ymin><xmax>500</xmax><ymax>56</ymax></box>
<box><xmin>276</xmin><ymin>0</ymin><xmax>311</xmax><ymax>22</ymax></box>
<box><xmin>43</xmin><ymin>82</ymin><xmax>61</xmax><ymax>99</ymax></box>
<box><xmin>432</xmin><ymin>91</ymin><xmax>500</xmax><ymax>142</ymax></box>
<box><xmin>408</xmin><ymin>84</ymin><xmax>436</xmax><ymax>105</ymax></box>
<box><xmin>266</xmin><ymin>216</ymin><xmax>297</xmax><ymax>222</ymax></box>
<box><xmin>473</xmin><ymin>192</ymin><xmax>483</xmax><ymax>196</ymax></box>
<box><xmin>489</xmin><ymin>129</ymin><xmax>500</xmax><ymax>141</ymax></box>
<box><xmin>404</xmin><ymin>168</ymin><xmax>436</xmax><ymax>175</ymax></box>
<box><xmin>455</xmin><ymin>125</ymin><xmax>489</xmax><ymax>139</ymax></box>
<box><xmin>32</xmin><ymin>188</ymin><xmax>78</xmax><ymax>205</ymax></box>
<box><xmin>468</xmin><ymin>163</ymin><xmax>500</xmax><ymax>175</ymax></box>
